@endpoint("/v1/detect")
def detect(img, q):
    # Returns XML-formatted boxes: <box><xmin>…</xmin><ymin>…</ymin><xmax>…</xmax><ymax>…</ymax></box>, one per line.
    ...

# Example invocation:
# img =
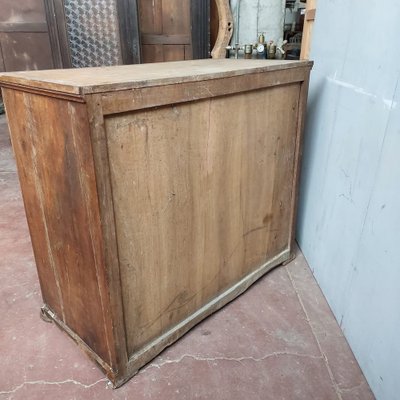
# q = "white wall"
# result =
<box><xmin>297</xmin><ymin>1</ymin><xmax>400</xmax><ymax>399</ymax></box>
<box><xmin>230</xmin><ymin>0</ymin><xmax>285</xmax><ymax>45</ymax></box>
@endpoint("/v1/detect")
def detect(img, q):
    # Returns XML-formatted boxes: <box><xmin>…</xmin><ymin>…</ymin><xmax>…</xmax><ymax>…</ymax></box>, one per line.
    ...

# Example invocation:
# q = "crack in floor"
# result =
<box><xmin>143</xmin><ymin>351</ymin><xmax>323</xmax><ymax>372</ymax></box>
<box><xmin>0</xmin><ymin>378</ymin><xmax>108</xmax><ymax>396</ymax></box>
<box><xmin>339</xmin><ymin>380</ymin><xmax>368</xmax><ymax>393</ymax></box>
<box><xmin>286</xmin><ymin>264</ymin><xmax>344</xmax><ymax>400</ymax></box>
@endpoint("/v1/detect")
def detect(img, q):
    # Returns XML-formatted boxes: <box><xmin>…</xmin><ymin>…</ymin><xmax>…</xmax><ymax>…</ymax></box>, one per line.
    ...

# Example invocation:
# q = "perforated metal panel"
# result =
<box><xmin>64</xmin><ymin>0</ymin><xmax>122</xmax><ymax>68</ymax></box>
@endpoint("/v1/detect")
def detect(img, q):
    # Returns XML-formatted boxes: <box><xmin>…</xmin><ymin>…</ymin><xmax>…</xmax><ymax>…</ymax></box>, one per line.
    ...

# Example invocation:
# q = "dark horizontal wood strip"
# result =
<box><xmin>0</xmin><ymin>22</ymin><xmax>48</xmax><ymax>33</ymax></box>
<box><xmin>99</xmin><ymin>67</ymin><xmax>309</xmax><ymax>115</ymax></box>
<box><xmin>141</xmin><ymin>34</ymin><xmax>191</xmax><ymax>45</ymax></box>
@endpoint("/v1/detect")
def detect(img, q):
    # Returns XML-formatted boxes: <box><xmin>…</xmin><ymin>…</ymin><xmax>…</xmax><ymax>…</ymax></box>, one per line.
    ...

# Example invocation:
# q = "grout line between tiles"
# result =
<box><xmin>285</xmin><ymin>263</ymin><xmax>343</xmax><ymax>400</ymax></box>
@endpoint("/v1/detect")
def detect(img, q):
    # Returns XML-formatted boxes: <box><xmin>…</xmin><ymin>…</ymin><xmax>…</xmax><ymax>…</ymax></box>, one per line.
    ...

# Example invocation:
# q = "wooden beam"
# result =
<box><xmin>300</xmin><ymin>0</ymin><xmax>317</xmax><ymax>60</ymax></box>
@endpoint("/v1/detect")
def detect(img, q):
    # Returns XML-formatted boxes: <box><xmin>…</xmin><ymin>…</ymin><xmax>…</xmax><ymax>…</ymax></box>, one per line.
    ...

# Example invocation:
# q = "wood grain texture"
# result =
<box><xmin>300</xmin><ymin>0</ymin><xmax>317</xmax><ymax>60</ymax></box>
<box><xmin>211</xmin><ymin>0</ymin><xmax>233</xmax><ymax>59</ymax></box>
<box><xmin>0</xmin><ymin>0</ymin><xmax>54</xmax><ymax>71</ymax></box>
<box><xmin>85</xmin><ymin>93</ymin><xmax>129</xmax><ymax>378</ymax></box>
<box><xmin>1</xmin><ymin>60</ymin><xmax>312</xmax><ymax>386</ymax></box>
<box><xmin>162</xmin><ymin>0</ymin><xmax>190</xmax><ymax>35</ymax></box>
<box><xmin>104</xmin><ymin>84</ymin><xmax>300</xmax><ymax>355</ymax></box>
<box><xmin>210</xmin><ymin>0</ymin><xmax>219</xmax><ymax>50</ymax></box>
<box><xmin>1</xmin><ymin>0</ymin><xmax>46</xmax><ymax>23</ymax></box>
<box><xmin>138</xmin><ymin>0</ymin><xmax>191</xmax><ymax>63</ymax></box>
<box><xmin>0</xmin><ymin>32</ymin><xmax>53</xmax><ymax>71</ymax></box>
<box><xmin>100</xmin><ymin>66</ymin><xmax>309</xmax><ymax>115</ymax></box>
<box><xmin>138</xmin><ymin>0</ymin><xmax>163</xmax><ymax>34</ymax></box>
<box><xmin>141</xmin><ymin>34</ymin><xmax>191</xmax><ymax>45</ymax></box>
<box><xmin>116</xmin><ymin>0</ymin><xmax>142</xmax><ymax>64</ymax></box>
<box><xmin>163</xmin><ymin>44</ymin><xmax>185</xmax><ymax>61</ymax></box>
<box><xmin>0</xmin><ymin>59</ymin><xmax>313</xmax><ymax>95</ymax></box>
<box><xmin>287</xmin><ymin>75</ymin><xmax>310</xmax><ymax>252</ymax></box>
<box><xmin>123</xmin><ymin>247</ymin><xmax>290</xmax><ymax>386</ymax></box>
<box><xmin>141</xmin><ymin>44</ymin><xmax>164</xmax><ymax>63</ymax></box>
<box><xmin>2</xmin><ymin>89</ymin><xmax>117</xmax><ymax>372</ymax></box>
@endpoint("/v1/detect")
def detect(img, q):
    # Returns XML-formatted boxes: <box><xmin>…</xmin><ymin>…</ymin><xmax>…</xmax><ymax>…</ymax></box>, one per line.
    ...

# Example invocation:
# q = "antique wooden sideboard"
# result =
<box><xmin>0</xmin><ymin>59</ymin><xmax>312</xmax><ymax>387</ymax></box>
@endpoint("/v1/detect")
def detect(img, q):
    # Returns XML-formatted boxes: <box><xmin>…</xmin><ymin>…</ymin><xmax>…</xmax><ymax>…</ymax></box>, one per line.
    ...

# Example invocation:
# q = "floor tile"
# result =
<box><xmin>286</xmin><ymin>249</ymin><xmax>375</xmax><ymax>400</ymax></box>
<box><xmin>0</xmin><ymin>115</ymin><xmax>374</xmax><ymax>400</ymax></box>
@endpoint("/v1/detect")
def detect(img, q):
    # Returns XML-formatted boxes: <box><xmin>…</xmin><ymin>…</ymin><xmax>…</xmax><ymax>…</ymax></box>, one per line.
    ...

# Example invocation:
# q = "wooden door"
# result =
<box><xmin>0</xmin><ymin>0</ymin><xmax>54</xmax><ymax>71</ymax></box>
<box><xmin>139</xmin><ymin>0</ymin><xmax>209</xmax><ymax>63</ymax></box>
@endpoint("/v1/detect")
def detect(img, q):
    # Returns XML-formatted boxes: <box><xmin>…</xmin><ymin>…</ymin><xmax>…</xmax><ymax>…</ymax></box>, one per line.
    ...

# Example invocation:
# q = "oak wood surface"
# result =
<box><xmin>2</xmin><ymin>89</ymin><xmax>117</xmax><ymax>370</ymax></box>
<box><xmin>287</xmin><ymin>74</ymin><xmax>310</xmax><ymax>251</ymax></box>
<box><xmin>0</xmin><ymin>59</ymin><xmax>313</xmax><ymax>95</ymax></box>
<box><xmin>1</xmin><ymin>59</ymin><xmax>312</xmax><ymax>386</ymax></box>
<box><xmin>99</xmin><ymin>66</ymin><xmax>309</xmax><ymax>115</ymax></box>
<box><xmin>85</xmin><ymin>94</ymin><xmax>130</xmax><ymax>378</ymax></box>
<box><xmin>105</xmin><ymin>85</ymin><xmax>300</xmax><ymax>355</ymax></box>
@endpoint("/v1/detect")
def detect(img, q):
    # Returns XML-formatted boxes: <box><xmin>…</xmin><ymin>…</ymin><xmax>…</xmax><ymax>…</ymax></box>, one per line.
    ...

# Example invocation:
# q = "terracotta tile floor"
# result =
<box><xmin>0</xmin><ymin>114</ymin><xmax>374</xmax><ymax>400</ymax></box>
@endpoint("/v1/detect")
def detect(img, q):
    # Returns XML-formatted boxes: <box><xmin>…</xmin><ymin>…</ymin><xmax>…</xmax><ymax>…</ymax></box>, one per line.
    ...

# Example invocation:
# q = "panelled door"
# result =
<box><xmin>0</xmin><ymin>0</ymin><xmax>54</xmax><ymax>71</ymax></box>
<box><xmin>138</xmin><ymin>0</ymin><xmax>209</xmax><ymax>63</ymax></box>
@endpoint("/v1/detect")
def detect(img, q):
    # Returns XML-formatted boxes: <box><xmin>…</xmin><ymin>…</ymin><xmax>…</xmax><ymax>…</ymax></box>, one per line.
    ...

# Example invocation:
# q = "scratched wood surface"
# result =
<box><xmin>2</xmin><ymin>88</ymin><xmax>117</xmax><ymax>371</ymax></box>
<box><xmin>0</xmin><ymin>59</ymin><xmax>313</xmax><ymax>95</ymax></box>
<box><xmin>105</xmin><ymin>85</ymin><xmax>300</xmax><ymax>355</ymax></box>
<box><xmin>0</xmin><ymin>59</ymin><xmax>312</xmax><ymax>386</ymax></box>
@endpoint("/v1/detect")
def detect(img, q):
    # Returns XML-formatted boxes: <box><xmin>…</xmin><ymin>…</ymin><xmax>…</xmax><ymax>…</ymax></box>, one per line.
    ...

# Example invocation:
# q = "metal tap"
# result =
<box><xmin>225</xmin><ymin>43</ymin><xmax>243</xmax><ymax>59</ymax></box>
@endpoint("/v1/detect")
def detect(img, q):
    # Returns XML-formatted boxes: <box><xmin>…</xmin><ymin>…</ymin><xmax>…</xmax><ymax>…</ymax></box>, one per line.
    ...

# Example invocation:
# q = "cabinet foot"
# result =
<box><xmin>40</xmin><ymin>305</ymin><xmax>53</xmax><ymax>323</ymax></box>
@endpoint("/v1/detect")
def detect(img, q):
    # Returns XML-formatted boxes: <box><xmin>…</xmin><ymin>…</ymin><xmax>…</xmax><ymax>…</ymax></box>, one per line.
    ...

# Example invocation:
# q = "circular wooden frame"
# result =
<box><xmin>211</xmin><ymin>0</ymin><xmax>233</xmax><ymax>58</ymax></box>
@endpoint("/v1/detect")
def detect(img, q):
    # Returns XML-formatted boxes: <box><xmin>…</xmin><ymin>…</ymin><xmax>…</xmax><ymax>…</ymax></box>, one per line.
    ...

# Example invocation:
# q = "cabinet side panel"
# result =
<box><xmin>2</xmin><ymin>88</ymin><xmax>63</xmax><ymax>318</ymax></box>
<box><xmin>104</xmin><ymin>84</ymin><xmax>301</xmax><ymax>356</ymax></box>
<box><xmin>3</xmin><ymin>89</ymin><xmax>115</xmax><ymax>368</ymax></box>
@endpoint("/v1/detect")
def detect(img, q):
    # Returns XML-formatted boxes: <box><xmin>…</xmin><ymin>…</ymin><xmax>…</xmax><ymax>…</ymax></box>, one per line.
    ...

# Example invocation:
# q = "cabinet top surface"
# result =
<box><xmin>0</xmin><ymin>59</ymin><xmax>312</xmax><ymax>96</ymax></box>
